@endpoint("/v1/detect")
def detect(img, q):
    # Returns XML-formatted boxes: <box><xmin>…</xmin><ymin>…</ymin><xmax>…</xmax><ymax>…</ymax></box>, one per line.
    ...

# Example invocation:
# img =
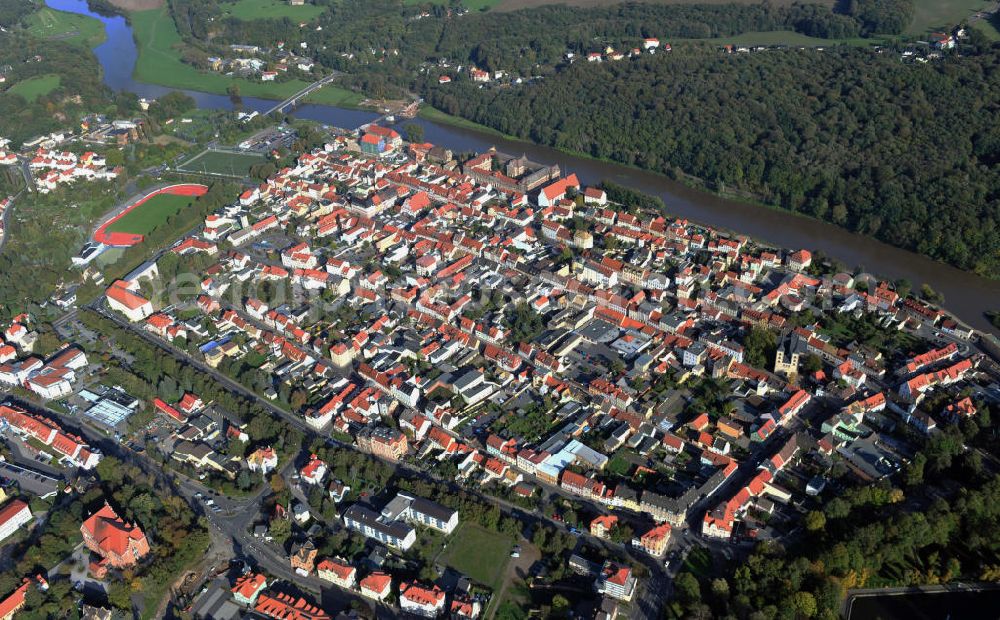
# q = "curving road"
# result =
<box><xmin>85</xmin><ymin>297</ymin><xmax>673</xmax><ymax>617</ymax></box>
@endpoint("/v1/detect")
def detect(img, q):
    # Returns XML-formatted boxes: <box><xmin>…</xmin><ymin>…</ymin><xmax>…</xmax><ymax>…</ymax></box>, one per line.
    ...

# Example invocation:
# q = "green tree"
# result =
<box><xmin>551</xmin><ymin>594</ymin><xmax>570</xmax><ymax>617</ymax></box>
<box><xmin>404</xmin><ymin>122</ymin><xmax>424</xmax><ymax>143</ymax></box>
<box><xmin>675</xmin><ymin>572</ymin><xmax>701</xmax><ymax>605</ymax></box>
<box><xmin>744</xmin><ymin>327</ymin><xmax>777</xmax><ymax>368</ymax></box>
<box><xmin>805</xmin><ymin>510</ymin><xmax>826</xmax><ymax>532</ymax></box>
<box><xmin>269</xmin><ymin>517</ymin><xmax>291</xmax><ymax>546</ymax></box>
<box><xmin>789</xmin><ymin>591</ymin><xmax>817</xmax><ymax>618</ymax></box>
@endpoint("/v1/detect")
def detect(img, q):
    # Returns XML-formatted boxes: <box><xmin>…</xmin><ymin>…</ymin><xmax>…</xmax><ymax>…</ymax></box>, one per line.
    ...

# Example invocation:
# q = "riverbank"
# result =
<box><xmin>36</xmin><ymin>0</ymin><xmax>1000</xmax><ymax>334</ymax></box>
<box><xmin>406</xmin><ymin>106</ymin><xmax>1000</xmax><ymax>334</ymax></box>
<box><xmin>417</xmin><ymin>106</ymin><xmax>518</xmax><ymax>140</ymax></box>
<box><xmin>25</xmin><ymin>5</ymin><xmax>108</xmax><ymax>47</ymax></box>
<box><xmin>421</xmin><ymin>103</ymin><xmax>999</xmax><ymax>284</ymax></box>
<box><xmin>127</xmin><ymin>6</ymin><xmax>363</xmax><ymax>108</ymax></box>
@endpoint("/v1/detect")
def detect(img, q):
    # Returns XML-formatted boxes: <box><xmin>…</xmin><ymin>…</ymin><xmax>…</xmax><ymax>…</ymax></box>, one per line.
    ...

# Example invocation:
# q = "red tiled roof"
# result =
<box><xmin>81</xmin><ymin>503</ymin><xmax>147</xmax><ymax>557</ymax></box>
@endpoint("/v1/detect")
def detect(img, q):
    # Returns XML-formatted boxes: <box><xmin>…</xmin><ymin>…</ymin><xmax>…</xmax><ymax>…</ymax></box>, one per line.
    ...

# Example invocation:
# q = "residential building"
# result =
<box><xmin>359</xmin><ymin>572</ymin><xmax>392</xmax><ymax>601</ymax></box>
<box><xmin>231</xmin><ymin>573</ymin><xmax>267</xmax><ymax>606</ymax></box>
<box><xmin>633</xmin><ymin>523</ymin><xmax>671</xmax><ymax>557</ymax></box>
<box><xmin>356</xmin><ymin>426</ymin><xmax>408</xmax><ymax>461</ymax></box>
<box><xmin>0</xmin><ymin>499</ymin><xmax>32</xmax><ymax>543</ymax></box>
<box><xmin>80</xmin><ymin>502</ymin><xmax>151</xmax><ymax>568</ymax></box>
<box><xmin>595</xmin><ymin>561</ymin><xmax>636</xmax><ymax>602</ymax></box>
<box><xmin>381</xmin><ymin>492</ymin><xmax>459</xmax><ymax>534</ymax></box>
<box><xmin>399</xmin><ymin>581</ymin><xmax>446</xmax><ymax>617</ymax></box>
<box><xmin>341</xmin><ymin>505</ymin><xmax>416</xmax><ymax>550</ymax></box>
<box><xmin>317</xmin><ymin>558</ymin><xmax>356</xmax><ymax>589</ymax></box>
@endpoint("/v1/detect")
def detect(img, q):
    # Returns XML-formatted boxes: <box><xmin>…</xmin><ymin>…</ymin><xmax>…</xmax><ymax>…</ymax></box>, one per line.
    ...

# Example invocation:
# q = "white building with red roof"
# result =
<box><xmin>105</xmin><ymin>280</ymin><xmax>153</xmax><ymax>322</ymax></box>
<box><xmin>359</xmin><ymin>572</ymin><xmax>392</xmax><ymax>601</ymax></box>
<box><xmin>300</xmin><ymin>454</ymin><xmax>327</xmax><ymax>485</ymax></box>
<box><xmin>316</xmin><ymin>558</ymin><xmax>356</xmax><ymax>589</ymax></box>
<box><xmin>0</xmin><ymin>499</ymin><xmax>32</xmax><ymax>543</ymax></box>
<box><xmin>247</xmin><ymin>446</ymin><xmax>278</xmax><ymax>475</ymax></box>
<box><xmin>596</xmin><ymin>561</ymin><xmax>636</xmax><ymax>601</ymax></box>
<box><xmin>231</xmin><ymin>572</ymin><xmax>267</xmax><ymax>606</ymax></box>
<box><xmin>399</xmin><ymin>581</ymin><xmax>446</xmax><ymax>617</ymax></box>
<box><xmin>537</xmin><ymin>174</ymin><xmax>580</xmax><ymax>208</ymax></box>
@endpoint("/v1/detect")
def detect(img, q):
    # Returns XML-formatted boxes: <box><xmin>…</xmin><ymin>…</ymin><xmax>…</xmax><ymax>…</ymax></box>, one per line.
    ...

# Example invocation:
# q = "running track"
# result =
<box><xmin>94</xmin><ymin>184</ymin><xmax>207</xmax><ymax>247</ymax></box>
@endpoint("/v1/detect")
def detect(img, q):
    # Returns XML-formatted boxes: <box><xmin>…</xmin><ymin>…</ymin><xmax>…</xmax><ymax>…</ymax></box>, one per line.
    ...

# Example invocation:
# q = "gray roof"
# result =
<box><xmin>191</xmin><ymin>579</ymin><xmax>243</xmax><ymax>620</ymax></box>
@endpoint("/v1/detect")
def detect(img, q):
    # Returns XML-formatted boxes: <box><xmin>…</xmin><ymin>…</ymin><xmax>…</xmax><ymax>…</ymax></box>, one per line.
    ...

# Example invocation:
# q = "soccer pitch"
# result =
<box><xmin>177</xmin><ymin>149</ymin><xmax>266</xmax><ymax>178</ymax></box>
<box><xmin>105</xmin><ymin>193</ymin><xmax>195</xmax><ymax>236</ymax></box>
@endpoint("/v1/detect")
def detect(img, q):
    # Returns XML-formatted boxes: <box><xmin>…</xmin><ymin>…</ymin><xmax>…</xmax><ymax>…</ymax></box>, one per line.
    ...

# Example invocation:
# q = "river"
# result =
<box><xmin>47</xmin><ymin>0</ymin><xmax>1000</xmax><ymax>333</ymax></box>
<box><xmin>847</xmin><ymin>588</ymin><xmax>1000</xmax><ymax>620</ymax></box>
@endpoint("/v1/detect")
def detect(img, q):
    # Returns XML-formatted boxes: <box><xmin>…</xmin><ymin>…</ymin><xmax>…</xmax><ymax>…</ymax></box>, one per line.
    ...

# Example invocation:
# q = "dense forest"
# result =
<box><xmin>673</xmin><ymin>407</ymin><xmax>1000</xmax><ymax>619</ymax></box>
<box><xmin>0</xmin><ymin>32</ymin><xmax>129</xmax><ymax>145</ymax></box>
<box><xmin>425</xmin><ymin>45</ymin><xmax>1000</xmax><ymax>276</ymax></box>
<box><xmin>177</xmin><ymin>0</ymin><xmax>914</xmax><ymax>77</ymax></box>
<box><xmin>161</xmin><ymin>0</ymin><xmax>1000</xmax><ymax>275</ymax></box>
<box><xmin>0</xmin><ymin>0</ymin><xmax>35</xmax><ymax>28</ymax></box>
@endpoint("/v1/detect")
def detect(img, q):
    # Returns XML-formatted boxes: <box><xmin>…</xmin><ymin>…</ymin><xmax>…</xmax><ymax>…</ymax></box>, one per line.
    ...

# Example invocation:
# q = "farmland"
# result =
<box><xmin>129</xmin><ymin>7</ymin><xmax>362</xmax><ymax>107</ymax></box>
<box><xmin>6</xmin><ymin>75</ymin><xmax>62</xmax><ymax>102</ymax></box>
<box><xmin>907</xmin><ymin>0</ymin><xmax>994</xmax><ymax>35</ymax></box>
<box><xmin>221</xmin><ymin>0</ymin><xmax>325</xmax><ymax>21</ymax></box>
<box><xmin>25</xmin><ymin>7</ymin><xmax>107</xmax><ymax>47</ymax></box>
<box><xmin>104</xmin><ymin>193</ymin><xmax>196</xmax><ymax>236</ymax></box>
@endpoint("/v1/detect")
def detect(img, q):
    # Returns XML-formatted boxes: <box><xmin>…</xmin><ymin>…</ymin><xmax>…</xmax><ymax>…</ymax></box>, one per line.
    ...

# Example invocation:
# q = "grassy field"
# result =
<box><xmin>907</xmin><ymin>0</ymin><xmax>994</xmax><ymax>35</ymax></box>
<box><xmin>96</xmin><ymin>246</ymin><xmax>126</xmax><ymax>267</ymax></box>
<box><xmin>437</xmin><ymin>523</ymin><xmax>512</xmax><ymax>589</ymax></box>
<box><xmin>25</xmin><ymin>7</ymin><xmax>108</xmax><ymax>47</ymax></box>
<box><xmin>418</xmin><ymin>105</ymin><xmax>518</xmax><ymax>139</ymax></box>
<box><xmin>7</xmin><ymin>75</ymin><xmax>62</xmax><ymax>102</ymax></box>
<box><xmin>129</xmin><ymin>7</ymin><xmax>362</xmax><ymax>107</ymax></box>
<box><xmin>177</xmin><ymin>149</ymin><xmax>266</xmax><ymax>177</ymax></box>
<box><xmin>404</xmin><ymin>0</ymin><xmax>501</xmax><ymax>9</ymax></box>
<box><xmin>971</xmin><ymin>16</ymin><xmax>1000</xmax><ymax>40</ymax></box>
<box><xmin>106</xmin><ymin>193</ymin><xmax>195</xmax><ymax>235</ymax></box>
<box><xmin>221</xmin><ymin>0</ymin><xmax>325</xmax><ymax>21</ymax></box>
<box><xmin>494</xmin><ymin>0</ymin><xmax>833</xmax><ymax>9</ymax></box>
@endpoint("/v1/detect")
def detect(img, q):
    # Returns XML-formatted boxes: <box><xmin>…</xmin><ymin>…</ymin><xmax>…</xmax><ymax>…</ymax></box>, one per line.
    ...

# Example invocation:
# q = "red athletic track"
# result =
<box><xmin>94</xmin><ymin>183</ymin><xmax>208</xmax><ymax>247</ymax></box>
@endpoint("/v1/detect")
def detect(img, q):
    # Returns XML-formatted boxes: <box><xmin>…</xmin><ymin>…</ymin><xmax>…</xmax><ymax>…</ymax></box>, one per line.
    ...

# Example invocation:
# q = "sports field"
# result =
<box><xmin>129</xmin><ymin>7</ymin><xmax>362</xmax><ymax>107</ymax></box>
<box><xmin>437</xmin><ymin>523</ymin><xmax>512</xmax><ymax>589</ymax></box>
<box><xmin>25</xmin><ymin>7</ymin><xmax>107</xmax><ymax>47</ymax></box>
<box><xmin>105</xmin><ymin>193</ymin><xmax>194</xmax><ymax>235</ymax></box>
<box><xmin>177</xmin><ymin>149</ymin><xmax>266</xmax><ymax>177</ymax></box>
<box><xmin>221</xmin><ymin>0</ymin><xmax>325</xmax><ymax>21</ymax></box>
<box><xmin>7</xmin><ymin>75</ymin><xmax>61</xmax><ymax>102</ymax></box>
<box><xmin>95</xmin><ymin>184</ymin><xmax>207</xmax><ymax>246</ymax></box>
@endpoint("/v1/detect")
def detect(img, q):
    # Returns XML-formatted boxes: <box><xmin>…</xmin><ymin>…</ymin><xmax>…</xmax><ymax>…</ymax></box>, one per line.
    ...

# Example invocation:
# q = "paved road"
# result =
<box><xmin>3</xmin><ymin>395</ymin><xmax>399</xmax><ymax>618</ymax></box>
<box><xmin>0</xmin><ymin>187</ymin><xmax>27</xmax><ymax>252</ymax></box>
<box><xmin>258</xmin><ymin>72</ymin><xmax>345</xmax><ymax>118</ymax></box>
<box><xmin>17</xmin><ymin>157</ymin><xmax>34</xmax><ymax>192</ymax></box>
<box><xmin>86</xmin><ymin>298</ymin><xmax>672</xmax><ymax>616</ymax></box>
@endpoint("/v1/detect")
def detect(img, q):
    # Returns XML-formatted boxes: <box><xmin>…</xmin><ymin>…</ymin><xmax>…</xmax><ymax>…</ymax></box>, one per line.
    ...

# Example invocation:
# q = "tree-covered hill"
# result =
<box><xmin>425</xmin><ymin>44</ymin><xmax>1000</xmax><ymax>276</ymax></box>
